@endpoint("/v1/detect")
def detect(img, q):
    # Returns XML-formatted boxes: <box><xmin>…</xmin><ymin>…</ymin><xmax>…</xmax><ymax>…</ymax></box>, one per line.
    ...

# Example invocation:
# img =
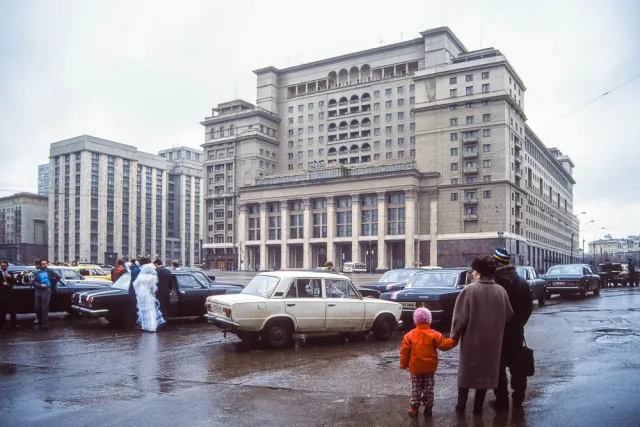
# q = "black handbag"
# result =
<box><xmin>522</xmin><ymin>337</ymin><xmax>535</xmax><ymax>377</ymax></box>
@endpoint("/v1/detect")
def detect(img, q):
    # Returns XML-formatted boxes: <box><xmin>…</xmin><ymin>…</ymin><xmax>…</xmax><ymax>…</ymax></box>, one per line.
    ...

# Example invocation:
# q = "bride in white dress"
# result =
<box><xmin>133</xmin><ymin>264</ymin><xmax>165</xmax><ymax>332</ymax></box>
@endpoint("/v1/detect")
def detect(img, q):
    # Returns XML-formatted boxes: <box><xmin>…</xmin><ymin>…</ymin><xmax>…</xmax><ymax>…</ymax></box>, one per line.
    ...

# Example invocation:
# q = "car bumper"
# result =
<box><xmin>401</xmin><ymin>308</ymin><xmax>446</xmax><ymax>323</ymax></box>
<box><xmin>546</xmin><ymin>286</ymin><xmax>585</xmax><ymax>293</ymax></box>
<box><xmin>204</xmin><ymin>314</ymin><xmax>240</xmax><ymax>331</ymax></box>
<box><xmin>71</xmin><ymin>305</ymin><xmax>109</xmax><ymax>318</ymax></box>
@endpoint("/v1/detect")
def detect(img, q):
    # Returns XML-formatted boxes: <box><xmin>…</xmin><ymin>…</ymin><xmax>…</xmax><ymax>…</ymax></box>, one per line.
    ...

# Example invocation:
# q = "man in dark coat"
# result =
<box><xmin>111</xmin><ymin>258</ymin><xmax>127</xmax><ymax>283</ymax></box>
<box><xmin>0</xmin><ymin>260</ymin><xmax>19</xmax><ymax>330</ymax></box>
<box><xmin>491</xmin><ymin>248</ymin><xmax>533</xmax><ymax>409</ymax></box>
<box><xmin>126</xmin><ymin>258</ymin><xmax>143</xmax><ymax>327</ymax></box>
<box><xmin>628</xmin><ymin>258</ymin><xmax>637</xmax><ymax>287</ymax></box>
<box><xmin>153</xmin><ymin>259</ymin><xmax>172</xmax><ymax>318</ymax></box>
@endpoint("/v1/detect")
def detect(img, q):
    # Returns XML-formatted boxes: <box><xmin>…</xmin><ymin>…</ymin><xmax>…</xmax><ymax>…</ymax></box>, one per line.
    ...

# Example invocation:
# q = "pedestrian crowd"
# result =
<box><xmin>399</xmin><ymin>248</ymin><xmax>533</xmax><ymax>418</ymax></box>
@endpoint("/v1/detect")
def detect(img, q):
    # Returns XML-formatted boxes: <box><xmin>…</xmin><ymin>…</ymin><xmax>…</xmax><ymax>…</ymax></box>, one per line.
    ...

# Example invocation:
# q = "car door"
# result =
<box><xmin>283</xmin><ymin>278</ymin><xmax>326</xmax><ymax>332</ymax></box>
<box><xmin>173</xmin><ymin>274</ymin><xmax>210</xmax><ymax>317</ymax></box>
<box><xmin>584</xmin><ymin>266</ymin><xmax>597</xmax><ymax>290</ymax></box>
<box><xmin>324</xmin><ymin>278</ymin><xmax>365</xmax><ymax>332</ymax></box>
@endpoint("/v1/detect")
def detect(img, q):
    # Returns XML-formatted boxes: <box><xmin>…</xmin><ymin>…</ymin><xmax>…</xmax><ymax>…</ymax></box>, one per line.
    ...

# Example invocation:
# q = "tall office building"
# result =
<box><xmin>38</xmin><ymin>164</ymin><xmax>49</xmax><ymax>196</ymax></box>
<box><xmin>159</xmin><ymin>146</ymin><xmax>204</xmax><ymax>266</ymax></box>
<box><xmin>202</xmin><ymin>27</ymin><xmax>579</xmax><ymax>271</ymax></box>
<box><xmin>49</xmin><ymin>135</ymin><xmax>167</xmax><ymax>264</ymax></box>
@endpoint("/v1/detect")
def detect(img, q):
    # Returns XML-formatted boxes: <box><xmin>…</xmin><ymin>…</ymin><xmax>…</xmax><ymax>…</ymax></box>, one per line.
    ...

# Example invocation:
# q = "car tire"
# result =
<box><xmin>538</xmin><ymin>297</ymin><xmax>545</xmax><ymax>306</ymax></box>
<box><xmin>593</xmin><ymin>288</ymin><xmax>600</xmax><ymax>296</ymax></box>
<box><xmin>261</xmin><ymin>320</ymin><xmax>293</xmax><ymax>349</ymax></box>
<box><xmin>373</xmin><ymin>316</ymin><xmax>395</xmax><ymax>341</ymax></box>
<box><xmin>546</xmin><ymin>291</ymin><xmax>552</xmax><ymax>300</ymax></box>
<box><xmin>580</xmin><ymin>288</ymin><xmax>587</xmax><ymax>299</ymax></box>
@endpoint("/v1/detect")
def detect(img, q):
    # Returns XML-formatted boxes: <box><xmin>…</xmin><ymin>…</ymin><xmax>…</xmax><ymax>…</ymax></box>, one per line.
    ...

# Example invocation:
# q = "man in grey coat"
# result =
<box><xmin>451</xmin><ymin>256</ymin><xmax>513</xmax><ymax>414</ymax></box>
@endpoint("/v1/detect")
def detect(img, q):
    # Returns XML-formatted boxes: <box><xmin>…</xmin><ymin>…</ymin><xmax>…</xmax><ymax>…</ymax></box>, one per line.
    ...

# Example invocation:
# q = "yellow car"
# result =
<box><xmin>73</xmin><ymin>265</ymin><xmax>112</xmax><ymax>282</ymax></box>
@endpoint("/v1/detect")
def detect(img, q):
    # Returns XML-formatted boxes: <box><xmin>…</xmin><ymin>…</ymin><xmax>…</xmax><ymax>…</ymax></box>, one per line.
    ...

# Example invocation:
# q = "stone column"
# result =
<box><xmin>326</xmin><ymin>196</ymin><xmax>335</xmax><ymax>265</ymax></box>
<box><xmin>404</xmin><ymin>190</ymin><xmax>417</xmax><ymax>268</ymax></box>
<box><xmin>259</xmin><ymin>202</ymin><xmax>267</xmax><ymax>271</ymax></box>
<box><xmin>280</xmin><ymin>203</ymin><xmax>289</xmax><ymax>269</ymax></box>
<box><xmin>376</xmin><ymin>191</ymin><xmax>388</xmax><ymax>271</ymax></box>
<box><xmin>429</xmin><ymin>191</ymin><xmax>438</xmax><ymax>266</ymax></box>
<box><xmin>237</xmin><ymin>202</ymin><xmax>247</xmax><ymax>271</ymax></box>
<box><xmin>303</xmin><ymin>197</ymin><xmax>311</xmax><ymax>269</ymax></box>
<box><xmin>351</xmin><ymin>193</ymin><xmax>361</xmax><ymax>263</ymax></box>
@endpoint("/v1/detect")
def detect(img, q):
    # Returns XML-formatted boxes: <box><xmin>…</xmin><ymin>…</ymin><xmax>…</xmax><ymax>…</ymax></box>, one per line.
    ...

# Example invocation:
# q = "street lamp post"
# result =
<box><xmin>581</xmin><ymin>220</ymin><xmax>594</xmax><ymax>263</ymax></box>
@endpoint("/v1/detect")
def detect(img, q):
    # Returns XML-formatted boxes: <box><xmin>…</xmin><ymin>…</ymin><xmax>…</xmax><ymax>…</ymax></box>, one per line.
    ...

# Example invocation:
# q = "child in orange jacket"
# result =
<box><xmin>400</xmin><ymin>307</ymin><xmax>457</xmax><ymax>418</ymax></box>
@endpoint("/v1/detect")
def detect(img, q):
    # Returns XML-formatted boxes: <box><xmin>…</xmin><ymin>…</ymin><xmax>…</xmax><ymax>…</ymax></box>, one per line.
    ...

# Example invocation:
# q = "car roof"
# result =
<box><xmin>259</xmin><ymin>270</ymin><xmax>351</xmax><ymax>280</ymax></box>
<box><xmin>416</xmin><ymin>267</ymin><xmax>470</xmax><ymax>272</ymax></box>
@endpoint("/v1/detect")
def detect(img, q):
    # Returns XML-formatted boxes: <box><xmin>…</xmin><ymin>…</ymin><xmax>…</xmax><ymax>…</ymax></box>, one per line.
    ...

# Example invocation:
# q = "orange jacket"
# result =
<box><xmin>400</xmin><ymin>324</ymin><xmax>456</xmax><ymax>375</ymax></box>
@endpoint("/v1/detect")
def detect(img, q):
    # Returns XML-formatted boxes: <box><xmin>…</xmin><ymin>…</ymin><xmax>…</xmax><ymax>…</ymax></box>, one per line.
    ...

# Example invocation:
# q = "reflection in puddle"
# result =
<box><xmin>593</xmin><ymin>328</ymin><xmax>638</xmax><ymax>344</ymax></box>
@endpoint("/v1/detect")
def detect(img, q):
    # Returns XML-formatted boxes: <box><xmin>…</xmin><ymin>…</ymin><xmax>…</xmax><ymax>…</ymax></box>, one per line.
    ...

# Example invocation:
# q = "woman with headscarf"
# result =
<box><xmin>133</xmin><ymin>263</ymin><xmax>165</xmax><ymax>332</ymax></box>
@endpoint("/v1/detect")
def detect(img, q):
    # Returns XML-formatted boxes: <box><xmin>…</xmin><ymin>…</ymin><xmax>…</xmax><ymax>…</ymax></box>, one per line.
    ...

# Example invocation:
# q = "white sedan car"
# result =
<box><xmin>204</xmin><ymin>270</ymin><xmax>403</xmax><ymax>348</ymax></box>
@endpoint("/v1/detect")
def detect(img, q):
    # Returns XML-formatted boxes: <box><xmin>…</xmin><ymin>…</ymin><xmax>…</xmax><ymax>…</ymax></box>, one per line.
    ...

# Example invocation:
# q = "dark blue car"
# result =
<box><xmin>380</xmin><ymin>268</ymin><xmax>472</xmax><ymax>325</ymax></box>
<box><xmin>359</xmin><ymin>268</ymin><xmax>423</xmax><ymax>293</ymax></box>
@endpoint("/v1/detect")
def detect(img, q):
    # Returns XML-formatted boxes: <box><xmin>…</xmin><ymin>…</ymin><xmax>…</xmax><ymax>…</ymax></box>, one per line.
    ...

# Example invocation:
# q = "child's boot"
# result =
<box><xmin>408</xmin><ymin>406</ymin><xmax>419</xmax><ymax>418</ymax></box>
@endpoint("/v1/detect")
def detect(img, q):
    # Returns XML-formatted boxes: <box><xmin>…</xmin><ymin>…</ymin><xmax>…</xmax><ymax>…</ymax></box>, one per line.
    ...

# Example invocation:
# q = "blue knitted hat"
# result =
<box><xmin>493</xmin><ymin>248</ymin><xmax>511</xmax><ymax>265</ymax></box>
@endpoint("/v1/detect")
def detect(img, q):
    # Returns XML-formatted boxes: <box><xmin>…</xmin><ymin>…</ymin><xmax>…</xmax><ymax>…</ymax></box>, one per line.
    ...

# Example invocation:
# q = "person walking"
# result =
<box><xmin>153</xmin><ymin>259</ymin><xmax>172</xmax><ymax>318</ymax></box>
<box><xmin>491</xmin><ymin>249</ymin><xmax>533</xmax><ymax>410</ymax></box>
<box><xmin>451</xmin><ymin>255</ymin><xmax>513</xmax><ymax>414</ymax></box>
<box><xmin>31</xmin><ymin>260</ymin><xmax>61</xmax><ymax>331</ymax></box>
<box><xmin>400</xmin><ymin>308</ymin><xmax>457</xmax><ymax>418</ymax></box>
<box><xmin>133</xmin><ymin>263</ymin><xmax>165</xmax><ymax>332</ymax></box>
<box><xmin>627</xmin><ymin>258</ymin><xmax>637</xmax><ymax>287</ymax></box>
<box><xmin>0</xmin><ymin>260</ymin><xmax>20</xmax><ymax>330</ymax></box>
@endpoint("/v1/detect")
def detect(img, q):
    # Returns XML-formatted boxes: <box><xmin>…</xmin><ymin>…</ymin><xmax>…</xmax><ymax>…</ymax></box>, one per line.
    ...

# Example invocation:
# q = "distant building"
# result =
<box><xmin>589</xmin><ymin>236</ymin><xmax>640</xmax><ymax>262</ymax></box>
<box><xmin>158</xmin><ymin>146</ymin><xmax>204</xmax><ymax>266</ymax></box>
<box><xmin>38</xmin><ymin>164</ymin><xmax>49</xmax><ymax>196</ymax></box>
<box><xmin>0</xmin><ymin>192</ymin><xmax>48</xmax><ymax>264</ymax></box>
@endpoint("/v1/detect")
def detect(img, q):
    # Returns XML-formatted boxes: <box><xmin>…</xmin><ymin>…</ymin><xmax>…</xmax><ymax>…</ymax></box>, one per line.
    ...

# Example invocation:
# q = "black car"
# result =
<box><xmin>542</xmin><ymin>264</ymin><xmax>600</xmax><ymax>298</ymax></box>
<box><xmin>7</xmin><ymin>266</ymin><xmax>108</xmax><ymax>315</ymax></box>
<box><xmin>71</xmin><ymin>270</ymin><xmax>242</xmax><ymax>326</ymax></box>
<box><xmin>360</xmin><ymin>268</ymin><xmax>423</xmax><ymax>293</ymax></box>
<box><xmin>515</xmin><ymin>266</ymin><xmax>547</xmax><ymax>306</ymax></box>
<box><xmin>380</xmin><ymin>268</ymin><xmax>472</xmax><ymax>325</ymax></box>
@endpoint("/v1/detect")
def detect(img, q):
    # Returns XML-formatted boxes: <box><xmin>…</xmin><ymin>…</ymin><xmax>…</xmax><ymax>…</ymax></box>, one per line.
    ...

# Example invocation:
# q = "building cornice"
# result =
<box><xmin>200</xmin><ymin>108</ymin><xmax>281</xmax><ymax>126</ymax></box>
<box><xmin>525</xmin><ymin>125</ymin><xmax>576</xmax><ymax>185</ymax></box>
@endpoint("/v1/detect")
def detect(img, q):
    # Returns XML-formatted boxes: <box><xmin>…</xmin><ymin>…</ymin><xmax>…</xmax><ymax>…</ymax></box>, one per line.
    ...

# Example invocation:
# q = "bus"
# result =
<box><xmin>341</xmin><ymin>262</ymin><xmax>367</xmax><ymax>273</ymax></box>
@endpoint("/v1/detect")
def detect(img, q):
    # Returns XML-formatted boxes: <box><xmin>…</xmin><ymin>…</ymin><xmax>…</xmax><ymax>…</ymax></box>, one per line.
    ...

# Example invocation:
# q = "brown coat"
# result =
<box><xmin>451</xmin><ymin>278</ymin><xmax>513</xmax><ymax>389</ymax></box>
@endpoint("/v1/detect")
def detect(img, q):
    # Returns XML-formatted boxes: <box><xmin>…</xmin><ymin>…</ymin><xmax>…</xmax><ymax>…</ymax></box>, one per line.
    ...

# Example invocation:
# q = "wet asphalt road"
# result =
<box><xmin>1</xmin><ymin>283</ymin><xmax>640</xmax><ymax>427</ymax></box>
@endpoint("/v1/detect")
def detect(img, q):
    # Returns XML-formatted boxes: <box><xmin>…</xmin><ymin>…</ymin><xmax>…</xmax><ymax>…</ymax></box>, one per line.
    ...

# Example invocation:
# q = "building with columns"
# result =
<box><xmin>203</xmin><ymin>27</ymin><xmax>579</xmax><ymax>272</ymax></box>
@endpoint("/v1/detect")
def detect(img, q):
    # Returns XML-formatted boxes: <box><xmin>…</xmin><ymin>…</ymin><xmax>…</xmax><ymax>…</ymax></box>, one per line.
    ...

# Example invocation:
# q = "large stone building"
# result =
<box><xmin>589</xmin><ymin>235</ymin><xmax>640</xmax><ymax>262</ymax></box>
<box><xmin>201</xmin><ymin>27</ymin><xmax>579</xmax><ymax>272</ymax></box>
<box><xmin>158</xmin><ymin>146</ymin><xmax>204</xmax><ymax>266</ymax></box>
<box><xmin>0</xmin><ymin>192</ymin><xmax>48</xmax><ymax>263</ymax></box>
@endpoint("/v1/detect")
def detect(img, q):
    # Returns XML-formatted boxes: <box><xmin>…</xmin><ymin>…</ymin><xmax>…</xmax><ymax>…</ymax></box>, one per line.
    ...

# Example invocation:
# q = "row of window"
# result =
<box><xmin>450</xmin><ymin>114</ymin><xmax>491</xmax><ymax>126</ymax></box>
<box><xmin>450</xmin><ymin>175</ymin><xmax>492</xmax><ymax>185</ymax></box>
<box><xmin>449</xmin><ymin>85</ymin><xmax>490</xmax><ymax>98</ymax></box>
<box><xmin>449</xmin><ymin>72</ymin><xmax>490</xmax><ymax>85</ymax></box>
<box><xmin>450</xmin><ymin>190</ymin><xmax>492</xmax><ymax>201</ymax></box>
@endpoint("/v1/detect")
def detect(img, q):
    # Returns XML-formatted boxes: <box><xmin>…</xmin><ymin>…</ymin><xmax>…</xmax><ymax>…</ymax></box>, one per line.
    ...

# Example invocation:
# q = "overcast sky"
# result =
<box><xmin>1</xmin><ymin>0</ymin><xmax>639</xmax><ymax>245</ymax></box>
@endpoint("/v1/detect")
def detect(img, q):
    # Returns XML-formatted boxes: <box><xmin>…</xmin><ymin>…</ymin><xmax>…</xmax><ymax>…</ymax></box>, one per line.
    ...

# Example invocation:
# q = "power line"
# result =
<box><xmin>546</xmin><ymin>72</ymin><xmax>640</xmax><ymax>127</ymax></box>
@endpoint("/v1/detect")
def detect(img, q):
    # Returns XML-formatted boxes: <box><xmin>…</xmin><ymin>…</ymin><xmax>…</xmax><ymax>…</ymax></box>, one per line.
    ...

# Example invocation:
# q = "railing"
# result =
<box><xmin>463</xmin><ymin>152</ymin><xmax>478</xmax><ymax>159</ymax></box>
<box><xmin>463</xmin><ymin>198</ymin><xmax>478</xmax><ymax>204</ymax></box>
<box><xmin>463</xmin><ymin>166</ymin><xmax>478</xmax><ymax>174</ymax></box>
<box><xmin>462</xmin><ymin>136</ymin><xmax>479</xmax><ymax>143</ymax></box>
<box><xmin>464</xmin><ymin>214</ymin><xmax>479</xmax><ymax>221</ymax></box>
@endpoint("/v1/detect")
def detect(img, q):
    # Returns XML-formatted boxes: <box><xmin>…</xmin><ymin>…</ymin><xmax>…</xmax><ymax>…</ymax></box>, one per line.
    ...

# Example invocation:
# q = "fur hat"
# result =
<box><xmin>413</xmin><ymin>308</ymin><xmax>432</xmax><ymax>325</ymax></box>
<box><xmin>493</xmin><ymin>248</ymin><xmax>511</xmax><ymax>265</ymax></box>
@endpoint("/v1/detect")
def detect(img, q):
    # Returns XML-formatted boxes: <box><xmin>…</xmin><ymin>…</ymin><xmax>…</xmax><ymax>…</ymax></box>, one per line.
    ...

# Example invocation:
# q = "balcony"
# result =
<box><xmin>515</xmin><ymin>154</ymin><xmax>522</xmax><ymax>164</ymax></box>
<box><xmin>516</xmin><ymin>199</ymin><xmax>523</xmax><ymax>208</ymax></box>
<box><xmin>463</xmin><ymin>166</ymin><xmax>478</xmax><ymax>174</ymax></box>
<box><xmin>514</xmin><ymin>139</ymin><xmax>522</xmax><ymax>149</ymax></box>
<box><xmin>515</xmin><ymin>169</ymin><xmax>523</xmax><ymax>178</ymax></box>
<box><xmin>464</xmin><ymin>214</ymin><xmax>479</xmax><ymax>221</ymax></box>
<box><xmin>462</xmin><ymin>136</ymin><xmax>479</xmax><ymax>144</ymax></box>
<box><xmin>463</xmin><ymin>198</ymin><xmax>478</xmax><ymax>205</ymax></box>
<box><xmin>463</xmin><ymin>151</ymin><xmax>478</xmax><ymax>159</ymax></box>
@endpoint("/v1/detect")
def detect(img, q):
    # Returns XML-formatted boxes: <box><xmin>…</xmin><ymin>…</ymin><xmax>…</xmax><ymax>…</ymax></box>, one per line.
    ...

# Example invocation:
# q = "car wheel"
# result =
<box><xmin>546</xmin><ymin>291</ymin><xmax>552</xmax><ymax>300</ymax></box>
<box><xmin>580</xmin><ymin>288</ymin><xmax>587</xmax><ymax>299</ymax></box>
<box><xmin>538</xmin><ymin>297</ymin><xmax>545</xmax><ymax>306</ymax></box>
<box><xmin>261</xmin><ymin>321</ymin><xmax>293</xmax><ymax>349</ymax></box>
<box><xmin>593</xmin><ymin>287</ymin><xmax>600</xmax><ymax>296</ymax></box>
<box><xmin>373</xmin><ymin>316</ymin><xmax>395</xmax><ymax>341</ymax></box>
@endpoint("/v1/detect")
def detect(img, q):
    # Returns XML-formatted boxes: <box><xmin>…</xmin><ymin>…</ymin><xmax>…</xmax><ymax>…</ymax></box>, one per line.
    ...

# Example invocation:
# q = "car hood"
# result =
<box><xmin>360</xmin><ymin>281</ymin><xmax>405</xmax><ymax>291</ymax></box>
<box><xmin>77</xmin><ymin>278</ymin><xmax>112</xmax><ymax>286</ymax></box>
<box><xmin>74</xmin><ymin>287</ymin><xmax>128</xmax><ymax>298</ymax></box>
<box><xmin>381</xmin><ymin>287</ymin><xmax>460</xmax><ymax>301</ymax></box>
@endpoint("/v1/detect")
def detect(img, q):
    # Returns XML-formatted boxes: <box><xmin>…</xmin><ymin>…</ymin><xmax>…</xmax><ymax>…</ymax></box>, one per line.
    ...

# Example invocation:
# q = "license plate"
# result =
<box><xmin>553</xmin><ymin>281</ymin><xmax>565</xmax><ymax>286</ymax></box>
<box><xmin>402</xmin><ymin>302</ymin><xmax>416</xmax><ymax>309</ymax></box>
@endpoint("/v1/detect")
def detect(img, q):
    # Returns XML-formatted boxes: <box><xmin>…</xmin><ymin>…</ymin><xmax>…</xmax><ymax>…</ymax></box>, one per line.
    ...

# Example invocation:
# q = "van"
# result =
<box><xmin>342</xmin><ymin>262</ymin><xmax>367</xmax><ymax>274</ymax></box>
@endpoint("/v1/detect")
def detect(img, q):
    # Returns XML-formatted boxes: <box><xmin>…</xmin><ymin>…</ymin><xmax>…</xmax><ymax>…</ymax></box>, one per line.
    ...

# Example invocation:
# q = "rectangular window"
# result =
<box><xmin>336</xmin><ymin>211</ymin><xmax>352</xmax><ymax>237</ymax></box>
<box><xmin>450</xmin><ymin>89</ymin><xmax>457</xmax><ymax>98</ymax></box>
<box><xmin>466</xmin><ymin>86</ymin><xmax>474</xmax><ymax>96</ymax></box>
<box><xmin>483</xmin><ymin>159</ymin><xmax>492</xmax><ymax>168</ymax></box>
<box><xmin>308</xmin><ymin>103</ymin><xmax>313</xmax><ymax>110</ymax></box>
<box><xmin>374</xmin><ymin>115</ymin><xmax>380</xmax><ymax>123</ymax></box>
<box><xmin>451</xmin><ymin>163</ymin><xmax>458</xmax><ymax>171</ymax></box>
<box><xmin>387</xmin><ymin>207</ymin><xmax>405</xmax><ymax>235</ymax></box>
<box><xmin>397</xmin><ymin>124</ymin><xmax>404</xmax><ymax>132</ymax></box>
<box><xmin>451</xmin><ymin>178</ymin><xmax>458</xmax><ymax>185</ymax></box>
<box><xmin>483</xmin><ymin>129</ymin><xmax>491</xmax><ymax>137</ymax></box>
<box><xmin>450</xmin><ymin>147</ymin><xmax>458</xmax><ymax>156</ymax></box>
<box><xmin>482</xmin><ymin>84</ymin><xmax>490</xmax><ymax>93</ymax></box>
<box><xmin>483</xmin><ymin>144</ymin><xmax>492</xmax><ymax>152</ymax></box>
<box><xmin>290</xmin><ymin>213</ymin><xmax>304</xmax><ymax>239</ymax></box>
<box><xmin>466</xmin><ymin>116</ymin><xmax>474</xmax><ymax>124</ymax></box>
<box><xmin>385</xmin><ymin>139</ymin><xmax>392</xmax><ymax>147</ymax></box>
<box><xmin>483</xmin><ymin>190</ymin><xmax>492</xmax><ymax>199</ymax></box>
<box><xmin>450</xmin><ymin>133</ymin><xmax>458</xmax><ymax>141</ymax></box>
<box><xmin>482</xmin><ymin>71</ymin><xmax>490</xmax><ymax>79</ymax></box>
<box><xmin>450</xmin><ymin>77</ymin><xmax>457</xmax><ymax>84</ymax></box>
<box><xmin>483</xmin><ymin>175</ymin><xmax>492</xmax><ymax>182</ymax></box>
<box><xmin>398</xmin><ymin>112</ymin><xmax>404</xmax><ymax>120</ymax></box>
<box><xmin>449</xmin><ymin>104</ymin><xmax>457</xmax><ymax>110</ymax></box>
<box><xmin>409</xmin><ymin>97</ymin><xmax>415</xmax><ymax>105</ymax></box>
<box><xmin>385</xmin><ymin>126</ymin><xmax>392</xmax><ymax>134</ymax></box>
<box><xmin>397</xmin><ymin>98</ymin><xmax>404</xmax><ymax>106</ymax></box>
<box><xmin>386</xmin><ymin>113</ymin><xmax>392</xmax><ymax>121</ymax></box>
<box><xmin>398</xmin><ymin>137</ymin><xmax>404</xmax><ymax>146</ymax></box>
<box><xmin>288</xmin><ymin>106</ymin><xmax>294</xmax><ymax>113</ymax></box>
<box><xmin>385</xmin><ymin>88</ymin><xmax>392</xmax><ymax>95</ymax></box>
<box><xmin>374</xmin><ymin>90</ymin><xmax>380</xmax><ymax>98</ymax></box>
<box><xmin>409</xmin><ymin>84</ymin><xmax>415</xmax><ymax>91</ymax></box>
<box><xmin>312</xmin><ymin>212</ymin><xmax>327</xmax><ymax>238</ymax></box>
<box><xmin>465</xmin><ymin>74</ymin><xmax>473</xmax><ymax>82</ymax></box>
<box><xmin>483</xmin><ymin>113</ymin><xmax>491</xmax><ymax>122</ymax></box>
<box><xmin>450</xmin><ymin>118</ymin><xmax>458</xmax><ymax>126</ymax></box>
<box><xmin>319</xmin><ymin>112</ymin><xmax>324</xmax><ymax>119</ymax></box>
<box><xmin>308</xmin><ymin>114</ymin><xmax>314</xmax><ymax>121</ymax></box>
<box><xmin>385</xmin><ymin>100</ymin><xmax>392</xmax><ymax>108</ymax></box>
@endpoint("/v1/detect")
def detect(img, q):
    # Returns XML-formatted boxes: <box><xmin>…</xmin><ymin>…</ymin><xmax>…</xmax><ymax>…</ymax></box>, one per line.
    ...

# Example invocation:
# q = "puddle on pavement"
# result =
<box><xmin>592</xmin><ymin>328</ymin><xmax>638</xmax><ymax>344</ymax></box>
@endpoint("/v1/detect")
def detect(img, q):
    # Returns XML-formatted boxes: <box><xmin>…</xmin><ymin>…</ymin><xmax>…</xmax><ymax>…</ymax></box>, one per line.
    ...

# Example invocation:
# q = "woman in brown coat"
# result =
<box><xmin>451</xmin><ymin>256</ymin><xmax>513</xmax><ymax>414</ymax></box>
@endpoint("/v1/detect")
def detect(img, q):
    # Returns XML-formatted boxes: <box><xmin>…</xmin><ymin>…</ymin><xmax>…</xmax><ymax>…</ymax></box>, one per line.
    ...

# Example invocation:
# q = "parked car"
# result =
<box><xmin>71</xmin><ymin>270</ymin><xmax>242</xmax><ymax>326</ymax></box>
<box><xmin>542</xmin><ymin>264</ymin><xmax>600</xmax><ymax>298</ymax></box>
<box><xmin>359</xmin><ymin>268</ymin><xmax>423</xmax><ymax>293</ymax></box>
<box><xmin>72</xmin><ymin>265</ymin><xmax>112</xmax><ymax>281</ymax></box>
<box><xmin>6</xmin><ymin>265</ymin><xmax>108</xmax><ymax>315</ymax></box>
<box><xmin>379</xmin><ymin>268</ymin><xmax>472</xmax><ymax>325</ymax></box>
<box><xmin>599</xmin><ymin>263</ymin><xmax>626</xmax><ymax>286</ymax></box>
<box><xmin>204</xmin><ymin>270</ymin><xmax>403</xmax><ymax>349</ymax></box>
<box><xmin>515</xmin><ymin>266</ymin><xmax>547</xmax><ymax>306</ymax></box>
<box><xmin>53</xmin><ymin>266</ymin><xmax>112</xmax><ymax>286</ymax></box>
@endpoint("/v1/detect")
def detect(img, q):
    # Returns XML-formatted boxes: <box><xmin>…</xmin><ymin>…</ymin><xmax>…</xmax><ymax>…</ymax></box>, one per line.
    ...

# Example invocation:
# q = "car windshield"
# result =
<box><xmin>547</xmin><ymin>265</ymin><xmax>582</xmax><ymax>275</ymax></box>
<box><xmin>242</xmin><ymin>275</ymin><xmax>280</xmax><ymax>298</ymax></box>
<box><xmin>407</xmin><ymin>272</ymin><xmax>458</xmax><ymax>288</ymax></box>
<box><xmin>516</xmin><ymin>268</ymin><xmax>527</xmax><ymax>279</ymax></box>
<box><xmin>92</xmin><ymin>268</ymin><xmax>107</xmax><ymax>276</ymax></box>
<box><xmin>62</xmin><ymin>269</ymin><xmax>84</xmax><ymax>280</ymax></box>
<box><xmin>379</xmin><ymin>269</ymin><xmax>415</xmax><ymax>283</ymax></box>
